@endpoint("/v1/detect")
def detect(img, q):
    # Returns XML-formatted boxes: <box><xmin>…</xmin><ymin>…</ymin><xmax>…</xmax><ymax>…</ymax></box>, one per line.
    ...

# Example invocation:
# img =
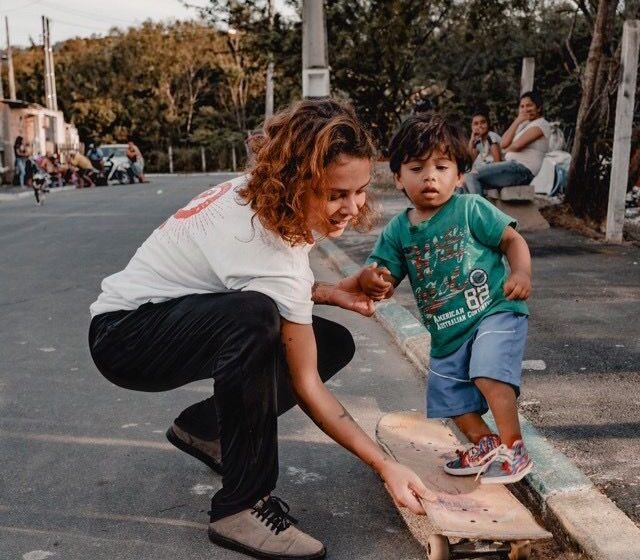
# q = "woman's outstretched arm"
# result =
<box><xmin>281</xmin><ymin>318</ymin><xmax>430</xmax><ymax>515</ymax></box>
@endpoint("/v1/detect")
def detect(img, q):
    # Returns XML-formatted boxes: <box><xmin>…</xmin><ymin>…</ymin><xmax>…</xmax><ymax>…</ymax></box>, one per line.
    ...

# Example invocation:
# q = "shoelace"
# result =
<box><xmin>455</xmin><ymin>435</ymin><xmax>500</xmax><ymax>466</ymax></box>
<box><xmin>475</xmin><ymin>443</ymin><xmax>510</xmax><ymax>480</ymax></box>
<box><xmin>251</xmin><ymin>496</ymin><xmax>298</xmax><ymax>535</ymax></box>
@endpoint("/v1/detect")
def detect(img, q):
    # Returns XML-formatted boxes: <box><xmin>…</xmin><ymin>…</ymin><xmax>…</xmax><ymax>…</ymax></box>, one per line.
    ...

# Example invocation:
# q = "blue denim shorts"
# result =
<box><xmin>426</xmin><ymin>312</ymin><xmax>528</xmax><ymax>418</ymax></box>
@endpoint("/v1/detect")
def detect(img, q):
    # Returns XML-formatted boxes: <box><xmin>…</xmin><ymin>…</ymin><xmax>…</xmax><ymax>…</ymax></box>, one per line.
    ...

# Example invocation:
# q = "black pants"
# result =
<box><xmin>89</xmin><ymin>291</ymin><xmax>355</xmax><ymax>521</ymax></box>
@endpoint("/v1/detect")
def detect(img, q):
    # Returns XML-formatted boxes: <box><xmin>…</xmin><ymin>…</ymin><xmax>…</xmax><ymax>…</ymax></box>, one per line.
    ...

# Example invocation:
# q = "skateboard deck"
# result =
<box><xmin>376</xmin><ymin>411</ymin><xmax>552</xmax><ymax>559</ymax></box>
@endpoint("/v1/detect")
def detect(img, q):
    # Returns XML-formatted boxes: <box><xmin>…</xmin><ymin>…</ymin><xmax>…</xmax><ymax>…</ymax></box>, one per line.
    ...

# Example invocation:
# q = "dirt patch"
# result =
<box><xmin>540</xmin><ymin>203</ymin><xmax>640</xmax><ymax>246</ymax></box>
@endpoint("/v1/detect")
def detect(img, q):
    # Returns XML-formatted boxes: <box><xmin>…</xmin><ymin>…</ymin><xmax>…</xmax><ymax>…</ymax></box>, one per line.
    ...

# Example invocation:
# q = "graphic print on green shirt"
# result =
<box><xmin>367</xmin><ymin>195</ymin><xmax>528</xmax><ymax>357</ymax></box>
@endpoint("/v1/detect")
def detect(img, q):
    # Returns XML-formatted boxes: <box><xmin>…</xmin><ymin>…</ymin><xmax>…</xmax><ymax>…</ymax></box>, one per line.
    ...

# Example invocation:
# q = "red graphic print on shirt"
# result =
<box><xmin>173</xmin><ymin>182</ymin><xmax>233</xmax><ymax>220</ymax></box>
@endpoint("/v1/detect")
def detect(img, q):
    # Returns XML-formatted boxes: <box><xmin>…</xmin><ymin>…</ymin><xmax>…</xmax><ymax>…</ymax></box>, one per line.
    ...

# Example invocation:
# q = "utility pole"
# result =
<box><xmin>302</xmin><ymin>0</ymin><xmax>330</xmax><ymax>99</ymax></box>
<box><xmin>520</xmin><ymin>57</ymin><xmax>535</xmax><ymax>94</ymax></box>
<box><xmin>5</xmin><ymin>17</ymin><xmax>17</xmax><ymax>100</ymax></box>
<box><xmin>0</xmin><ymin>51</ymin><xmax>4</xmax><ymax>99</ymax></box>
<box><xmin>606</xmin><ymin>20</ymin><xmax>640</xmax><ymax>242</ymax></box>
<box><xmin>264</xmin><ymin>0</ymin><xmax>275</xmax><ymax>119</ymax></box>
<box><xmin>42</xmin><ymin>16</ymin><xmax>52</xmax><ymax>109</ymax></box>
<box><xmin>46</xmin><ymin>17</ymin><xmax>57</xmax><ymax>111</ymax></box>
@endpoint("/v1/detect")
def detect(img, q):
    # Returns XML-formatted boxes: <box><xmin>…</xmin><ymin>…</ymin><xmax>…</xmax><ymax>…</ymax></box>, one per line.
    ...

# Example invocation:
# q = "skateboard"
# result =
<box><xmin>376</xmin><ymin>411</ymin><xmax>552</xmax><ymax>560</ymax></box>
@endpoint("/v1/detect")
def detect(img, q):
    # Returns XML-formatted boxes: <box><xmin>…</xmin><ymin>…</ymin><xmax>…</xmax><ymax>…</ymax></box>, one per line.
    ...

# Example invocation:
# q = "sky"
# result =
<box><xmin>1</xmin><ymin>0</ymin><xmax>294</xmax><ymax>48</ymax></box>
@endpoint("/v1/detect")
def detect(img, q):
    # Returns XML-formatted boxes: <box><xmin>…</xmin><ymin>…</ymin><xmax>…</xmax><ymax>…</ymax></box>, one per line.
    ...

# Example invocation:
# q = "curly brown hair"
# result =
<box><xmin>240</xmin><ymin>98</ymin><xmax>377</xmax><ymax>245</ymax></box>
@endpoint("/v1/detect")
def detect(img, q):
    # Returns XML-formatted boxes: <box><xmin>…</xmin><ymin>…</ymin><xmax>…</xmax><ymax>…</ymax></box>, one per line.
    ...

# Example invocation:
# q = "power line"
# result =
<box><xmin>39</xmin><ymin>0</ymin><xmax>135</xmax><ymax>26</ymax></box>
<box><xmin>48</xmin><ymin>18</ymin><xmax>116</xmax><ymax>34</ymax></box>
<box><xmin>0</xmin><ymin>0</ymin><xmax>43</xmax><ymax>15</ymax></box>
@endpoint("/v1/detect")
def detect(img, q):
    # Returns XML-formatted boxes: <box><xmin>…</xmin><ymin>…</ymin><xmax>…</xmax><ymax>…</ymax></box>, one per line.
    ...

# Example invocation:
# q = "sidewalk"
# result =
<box><xmin>319</xmin><ymin>187</ymin><xmax>640</xmax><ymax>560</ymax></box>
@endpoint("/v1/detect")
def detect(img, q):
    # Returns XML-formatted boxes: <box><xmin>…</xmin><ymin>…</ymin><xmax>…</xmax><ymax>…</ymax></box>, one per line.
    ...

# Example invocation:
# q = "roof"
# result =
<box><xmin>0</xmin><ymin>98</ymin><xmax>42</xmax><ymax>109</ymax></box>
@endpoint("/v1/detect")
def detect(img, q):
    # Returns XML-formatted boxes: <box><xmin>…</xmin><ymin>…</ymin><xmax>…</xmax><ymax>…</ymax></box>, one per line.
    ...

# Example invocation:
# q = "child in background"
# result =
<box><xmin>361</xmin><ymin>114</ymin><xmax>533</xmax><ymax>484</ymax></box>
<box><xmin>468</xmin><ymin>109</ymin><xmax>502</xmax><ymax>171</ymax></box>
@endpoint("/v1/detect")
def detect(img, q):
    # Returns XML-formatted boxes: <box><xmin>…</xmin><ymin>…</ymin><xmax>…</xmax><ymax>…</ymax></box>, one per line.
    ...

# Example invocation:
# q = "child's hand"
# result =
<box><xmin>358</xmin><ymin>263</ymin><xmax>395</xmax><ymax>301</ymax></box>
<box><xmin>504</xmin><ymin>271</ymin><xmax>531</xmax><ymax>300</ymax></box>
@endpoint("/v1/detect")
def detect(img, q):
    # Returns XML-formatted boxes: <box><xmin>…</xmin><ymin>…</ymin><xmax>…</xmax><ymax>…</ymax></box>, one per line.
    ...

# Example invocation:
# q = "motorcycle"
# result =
<box><xmin>96</xmin><ymin>154</ymin><xmax>130</xmax><ymax>186</ymax></box>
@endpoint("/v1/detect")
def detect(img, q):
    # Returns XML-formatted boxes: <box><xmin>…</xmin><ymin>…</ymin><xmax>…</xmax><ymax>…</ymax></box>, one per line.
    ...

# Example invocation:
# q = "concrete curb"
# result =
<box><xmin>0</xmin><ymin>185</ymin><xmax>75</xmax><ymax>201</ymax></box>
<box><xmin>317</xmin><ymin>238</ymin><xmax>640</xmax><ymax>560</ymax></box>
<box><xmin>145</xmin><ymin>172</ymin><xmax>241</xmax><ymax>178</ymax></box>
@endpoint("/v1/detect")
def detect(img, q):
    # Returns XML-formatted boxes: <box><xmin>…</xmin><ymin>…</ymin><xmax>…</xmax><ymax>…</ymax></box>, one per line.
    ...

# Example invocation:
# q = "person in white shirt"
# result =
<box><xmin>465</xmin><ymin>91</ymin><xmax>550</xmax><ymax>194</ymax></box>
<box><xmin>88</xmin><ymin>99</ymin><xmax>429</xmax><ymax>560</ymax></box>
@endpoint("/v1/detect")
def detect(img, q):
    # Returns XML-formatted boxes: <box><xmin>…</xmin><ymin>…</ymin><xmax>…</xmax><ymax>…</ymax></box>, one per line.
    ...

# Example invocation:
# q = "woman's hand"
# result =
<box><xmin>378</xmin><ymin>459</ymin><xmax>433</xmax><ymax>515</ymax></box>
<box><xmin>516</xmin><ymin>105</ymin><xmax>531</xmax><ymax>124</ymax></box>
<box><xmin>331</xmin><ymin>283</ymin><xmax>376</xmax><ymax>316</ymax></box>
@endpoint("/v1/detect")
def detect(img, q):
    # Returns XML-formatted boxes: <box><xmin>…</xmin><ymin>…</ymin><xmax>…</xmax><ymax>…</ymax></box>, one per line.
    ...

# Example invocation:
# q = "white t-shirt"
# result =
<box><xmin>472</xmin><ymin>131</ymin><xmax>502</xmax><ymax>170</ymax></box>
<box><xmin>505</xmin><ymin>117</ymin><xmax>551</xmax><ymax>176</ymax></box>
<box><xmin>90</xmin><ymin>175</ymin><xmax>315</xmax><ymax>324</ymax></box>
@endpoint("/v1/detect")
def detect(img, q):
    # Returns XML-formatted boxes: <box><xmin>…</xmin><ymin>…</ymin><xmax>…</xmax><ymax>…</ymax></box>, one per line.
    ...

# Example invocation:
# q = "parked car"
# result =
<box><xmin>98</xmin><ymin>144</ymin><xmax>129</xmax><ymax>168</ymax></box>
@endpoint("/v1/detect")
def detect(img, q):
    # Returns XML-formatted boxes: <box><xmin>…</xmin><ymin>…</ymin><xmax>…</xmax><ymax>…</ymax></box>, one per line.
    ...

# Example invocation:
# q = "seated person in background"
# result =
<box><xmin>465</xmin><ymin>91</ymin><xmax>550</xmax><ymax>195</ymax></box>
<box><xmin>469</xmin><ymin>109</ymin><xmax>502</xmax><ymax>170</ymax></box>
<box><xmin>68</xmin><ymin>150</ymin><xmax>96</xmax><ymax>188</ymax></box>
<box><xmin>86</xmin><ymin>143</ymin><xmax>104</xmax><ymax>171</ymax></box>
<box><xmin>126</xmin><ymin>140</ymin><xmax>146</xmax><ymax>184</ymax></box>
<box><xmin>40</xmin><ymin>151</ymin><xmax>64</xmax><ymax>187</ymax></box>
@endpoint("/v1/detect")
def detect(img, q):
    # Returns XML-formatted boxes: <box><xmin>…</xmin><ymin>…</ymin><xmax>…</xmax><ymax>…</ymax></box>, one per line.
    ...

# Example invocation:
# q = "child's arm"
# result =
<box><xmin>490</xmin><ymin>141</ymin><xmax>502</xmax><ymax>162</ymax></box>
<box><xmin>499</xmin><ymin>226</ymin><xmax>531</xmax><ymax>300</ymax></box>
<box><xmin>468</xmin><ymin>135</ymin><xmax>480</xmax><ymax>160</ymax></box>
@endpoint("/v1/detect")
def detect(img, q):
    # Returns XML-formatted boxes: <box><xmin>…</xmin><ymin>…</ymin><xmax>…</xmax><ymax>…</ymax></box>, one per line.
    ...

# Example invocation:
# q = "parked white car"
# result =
<box><xmin>98</xmin><ymin>144</ymin><xmax>129</xmax><ymax>169</ymax></box>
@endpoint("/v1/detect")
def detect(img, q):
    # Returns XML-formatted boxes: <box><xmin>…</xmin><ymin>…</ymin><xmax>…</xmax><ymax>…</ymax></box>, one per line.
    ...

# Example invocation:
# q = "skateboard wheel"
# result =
<box><xmin>426</xmin><ymin>534</ymin><xmax>450</xmax><ymax>560</ymax></box>
<box><xmin>508</xmin><ymin>540</ymin><xmax>531</xmax><ymax>560</ymax></box>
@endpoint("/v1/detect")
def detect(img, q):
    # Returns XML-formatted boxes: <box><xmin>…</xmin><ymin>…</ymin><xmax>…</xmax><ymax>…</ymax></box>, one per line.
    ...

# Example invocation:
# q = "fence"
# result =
<box><xmin>145</xmin><ymin>145</ymin><xmax>246</xmax><ymax>174</ymax></box>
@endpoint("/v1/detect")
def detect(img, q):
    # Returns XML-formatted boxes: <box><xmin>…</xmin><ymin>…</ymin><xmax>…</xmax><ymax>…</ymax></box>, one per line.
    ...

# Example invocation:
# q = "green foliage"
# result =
<box><xmin>326</xmin><ymin>0</ymin><xmax>591</xmax><ymax>152</ymax></box>
<box><xmin>8</xmin><ymin>20</ymin><xmax>261</xmax><ymax>166</ymax></box>
<box><xmin>2</xmin><ymin>1</ymin><xmax>606</xmax><ymax>168</ymax></box>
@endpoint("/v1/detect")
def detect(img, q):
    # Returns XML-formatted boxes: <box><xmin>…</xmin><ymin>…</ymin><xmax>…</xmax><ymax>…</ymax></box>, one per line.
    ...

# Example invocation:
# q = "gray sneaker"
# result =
<box><xmin>165</xmin><ymin>423</ymin><xmax>223</xmax><ymax>475</ymax></box>
<box><xmin>208</xmin><ymin>496</ymin><xmax>326</xmax><ymax>560</ymax></box>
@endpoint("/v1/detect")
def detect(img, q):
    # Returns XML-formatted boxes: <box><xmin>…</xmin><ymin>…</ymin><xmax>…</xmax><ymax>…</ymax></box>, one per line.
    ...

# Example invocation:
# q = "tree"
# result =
<box><xmin>565</xmin><ymin>0</ymin><xmax>620</xmax><ymax>222</ymax></box>
<box><xmin>326</xmin><ymin>0</ymin><xmax>455</xmax><ymax>150</ymax></box>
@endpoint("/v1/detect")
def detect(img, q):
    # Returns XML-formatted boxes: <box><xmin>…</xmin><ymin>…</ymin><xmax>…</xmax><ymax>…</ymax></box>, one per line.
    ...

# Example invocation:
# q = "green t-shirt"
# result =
<box><xmin>367</xmin><ymin>194</ymin><xmax>528</xmax><ymax>357</ymax></box>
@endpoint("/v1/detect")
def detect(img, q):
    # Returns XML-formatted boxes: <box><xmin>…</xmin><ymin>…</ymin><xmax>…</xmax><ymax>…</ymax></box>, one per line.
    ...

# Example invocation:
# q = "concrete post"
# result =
<box><xmin>520</xmin><ymin>57</ymin><xmax>535</xmax><ymax>94</ymax></box>
<box><xmin>201</xmin><ymin>146</ymin><xmax>206</xmax><ymax>173</ymax></box>
<box><xmin>231</xmin><ymin>144</ymin><xmax>237</xmax><ymax>171</ymax></box>
<box><xmin>606</xmin><ymin>20</ymin><xmax>640</xmax><ymax>243</ymax></box>
<box><xmin>5</xmin><ymin>17</ymin><xmax>17</xmax><ymax>100</ymax></box>
<box><xmin>302</xmin><ymin>0</ymin><xmax>330</xmax><ymax>98</ymax></box>
<box><xmin>42</xmin><ymin>17</ymin><xmax>51</xmax><ymax>109</ymax></box>
<box><xmin>265</xmin><ymin>62</ymin><xmax>274</xmax><ymax>118</ymax></box>
<box><xmin>46</xmin><ymin>18</ymin><xmax>58</xmax><ymax>112</ymax></box>
<box><xmin>265</xmin><ymin>0</ymin><xmax>275</xmax><ymax>118</ymax></box>
<box><xmin>168</xmin><ymin>145</ymin><xmax>174</xmax><ymax>174</ymax></box>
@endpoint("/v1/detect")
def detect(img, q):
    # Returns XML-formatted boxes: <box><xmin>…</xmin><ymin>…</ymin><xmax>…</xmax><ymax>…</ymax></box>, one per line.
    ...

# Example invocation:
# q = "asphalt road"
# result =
<box><xmin>0</xmin><ymin>176</ymin><xmax>579</xmax><ymax>559</ymax></box>
<box><xmin>333</xmin><ymin>188</ymin><xmax>640</xmax><ymax>527</ymax></box>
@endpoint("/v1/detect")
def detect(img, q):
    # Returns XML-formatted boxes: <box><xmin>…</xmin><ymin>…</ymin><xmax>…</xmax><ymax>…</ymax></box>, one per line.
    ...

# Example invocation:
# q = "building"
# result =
<box><xmin>0</xmin><ymin>99</ymin><xmax>79</xmax><ymax>183</ymax></box>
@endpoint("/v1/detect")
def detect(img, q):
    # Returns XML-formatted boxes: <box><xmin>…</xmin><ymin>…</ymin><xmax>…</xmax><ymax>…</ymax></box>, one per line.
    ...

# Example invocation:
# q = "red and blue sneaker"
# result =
<box><xmin>477</xmin><ymin>439</ymin><xmax>533</xmax><ymax>484</ymax></box>
<box><xmin>443</xmin><ymin>434</ymin><xmax>501</xmax><ymax>476</ymax></box>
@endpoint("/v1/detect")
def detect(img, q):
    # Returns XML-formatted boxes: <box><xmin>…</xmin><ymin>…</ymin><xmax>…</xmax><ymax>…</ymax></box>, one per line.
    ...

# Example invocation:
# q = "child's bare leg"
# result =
<box><xmin>474</xmin><ymin>377</ymin><xmax>521</xmax><ymax>447</ymax></box>
<box><xmin>451</xmin><ymin>412</ymin><xmax>493</xmax><ymax>444</ymax></box>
